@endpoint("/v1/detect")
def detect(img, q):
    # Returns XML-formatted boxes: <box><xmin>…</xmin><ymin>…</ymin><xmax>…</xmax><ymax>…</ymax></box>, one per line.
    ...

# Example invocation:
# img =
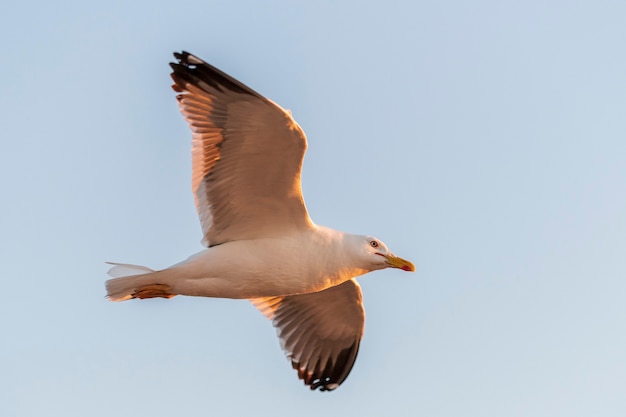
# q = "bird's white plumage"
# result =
<box><xmin>105</xmin><ymin>51</ymin><xmax>414</xmax><ymax>392</ymax></box>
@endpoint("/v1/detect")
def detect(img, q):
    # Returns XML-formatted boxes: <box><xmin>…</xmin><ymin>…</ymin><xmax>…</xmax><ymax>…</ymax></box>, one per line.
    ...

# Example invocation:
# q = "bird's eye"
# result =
<box><xmin>370</xmin><ymin>240</ymin><xmax>379</xmax><ymax>248</ymax></box>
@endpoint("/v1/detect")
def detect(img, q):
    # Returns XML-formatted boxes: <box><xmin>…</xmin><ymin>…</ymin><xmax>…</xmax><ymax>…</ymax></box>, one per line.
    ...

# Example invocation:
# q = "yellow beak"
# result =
<box><xmin>384</xmin><ymin>254</ymin><xmax>415</xmax><ymax>272</ymax></box>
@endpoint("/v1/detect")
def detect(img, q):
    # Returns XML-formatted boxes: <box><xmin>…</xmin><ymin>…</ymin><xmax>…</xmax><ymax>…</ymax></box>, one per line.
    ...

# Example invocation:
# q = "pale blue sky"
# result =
<box><xmin>1</xmin><ymin>1</ymin><xmax>625</xmax><ymax>416</ymax></box>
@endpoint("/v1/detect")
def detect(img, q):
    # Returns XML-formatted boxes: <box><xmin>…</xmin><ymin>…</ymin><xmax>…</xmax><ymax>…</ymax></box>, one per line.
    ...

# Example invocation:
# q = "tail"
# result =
<box><xmin>105</xmin><ymin>262</ymin><xmax>176</xmax><ymax>301</ymax></box>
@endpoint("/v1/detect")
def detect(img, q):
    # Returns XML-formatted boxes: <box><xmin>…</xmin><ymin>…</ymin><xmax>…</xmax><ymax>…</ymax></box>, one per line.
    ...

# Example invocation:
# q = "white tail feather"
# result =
<box><xmin>107</xmin><ymin>262</ymin><xmax>154</xmax><ymax>278</ymax></box>
<box><xmin>105</xmin><ymin>262</ymin><xmax>156</xmax><ymax>301</ymax></box>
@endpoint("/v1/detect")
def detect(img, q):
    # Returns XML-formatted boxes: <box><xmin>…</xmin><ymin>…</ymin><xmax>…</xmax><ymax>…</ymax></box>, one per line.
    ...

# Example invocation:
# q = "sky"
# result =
<box><xmin>1</xmin><ymin>0</ymin><xmax>625</xmax><ymax>415</ymax></box>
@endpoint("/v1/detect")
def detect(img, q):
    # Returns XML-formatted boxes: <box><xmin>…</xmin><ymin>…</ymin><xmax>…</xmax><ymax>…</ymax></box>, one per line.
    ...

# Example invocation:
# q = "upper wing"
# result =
<box><xmin>251</xmin><ymin>279</ymin><xmax>365</xmax><ymax>391</ymax></box>
<box><xmin>170</xmin><ymin>51</ymin><xmax>314</xmax><ymax>247</ymax></box>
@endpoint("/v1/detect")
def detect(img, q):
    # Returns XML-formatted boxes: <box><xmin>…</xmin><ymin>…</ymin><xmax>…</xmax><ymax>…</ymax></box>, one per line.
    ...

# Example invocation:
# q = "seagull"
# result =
<box><xmin>106</xmin><ymin>51</ymin><xmax>415</xmax><ymax>392</ymax></box>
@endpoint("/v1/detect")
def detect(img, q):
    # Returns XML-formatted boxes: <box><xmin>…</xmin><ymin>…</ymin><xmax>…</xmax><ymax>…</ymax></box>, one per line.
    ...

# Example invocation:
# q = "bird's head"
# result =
<box><xmin>355</xmin><ymin>235</ymin><xmax>415</xmax><ymax>272</ymax></box>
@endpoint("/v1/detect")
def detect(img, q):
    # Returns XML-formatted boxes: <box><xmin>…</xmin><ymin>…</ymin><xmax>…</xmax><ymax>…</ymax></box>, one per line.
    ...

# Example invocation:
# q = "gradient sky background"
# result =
<box><xmin>1</xmin><ymin>1</ymin><xmax>625</xmax><ymax>416</ymax></box>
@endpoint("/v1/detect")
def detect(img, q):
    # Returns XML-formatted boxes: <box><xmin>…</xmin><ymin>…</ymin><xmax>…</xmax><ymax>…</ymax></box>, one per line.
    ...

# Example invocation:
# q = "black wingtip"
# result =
<box><xmin>292</xmin><ymin>343</ymin><xmax>360</xmax><ymax>392</ymax></box>
<box><xmin>172</xmin><ymin>51</ymin><xmax>203</xmax><ymax>66</ymax></box>
<box><xmin>169</xmin><ymin>51</ymin><xmax>264</xmax><ymax>99</ymax></box>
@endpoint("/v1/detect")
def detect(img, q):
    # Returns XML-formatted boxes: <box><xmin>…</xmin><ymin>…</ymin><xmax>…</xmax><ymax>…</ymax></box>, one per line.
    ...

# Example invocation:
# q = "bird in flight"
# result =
<box><xmin>106</xmin><ymin>51</ymin><xmax>415</xmax><ymax>391</ymax></box>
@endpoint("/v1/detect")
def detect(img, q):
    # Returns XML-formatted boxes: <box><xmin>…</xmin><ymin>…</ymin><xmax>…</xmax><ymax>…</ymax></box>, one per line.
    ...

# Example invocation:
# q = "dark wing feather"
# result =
<box><xmin>252</xmin><ymin>279</ymin><xmax>365</xmax><ymax>391</ymax></box>
<box><xmin>170</xmin><ymin>51</ymin><xmax>313</xmax><ymax>246</ymax></box>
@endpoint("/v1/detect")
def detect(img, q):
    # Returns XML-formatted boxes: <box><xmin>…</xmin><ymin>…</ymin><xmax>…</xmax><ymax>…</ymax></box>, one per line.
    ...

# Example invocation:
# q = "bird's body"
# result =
<box><xmin>106</xmin><ymin>51</ymin><xmax>414</xmax><ymax>391</ymax></box>
<box><xmin>107</xmin><ymin>226</ymin><xmax>373</xmax><ymax>300</ymax></box>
